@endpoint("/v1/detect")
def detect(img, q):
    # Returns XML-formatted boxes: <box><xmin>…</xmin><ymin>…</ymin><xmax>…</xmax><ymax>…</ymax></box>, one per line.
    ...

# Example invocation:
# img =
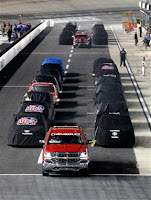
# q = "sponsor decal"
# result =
<box><xmin>17</xmin><ymin>117</ymin><xmax>38</xmax><ymax>125</ymax></box>
<box><xmin>110</xmin><ymin>130</ymin><xmax>120</xmax><ymax>139</ymax></box>
<box><xmin>25</xmin><ymin>105</ymin><xmax>44</xmax><ymax>113</ymax></box>
<box><xmin>109</xmin><ymin>112</ymin><xmax>120</xmax><ymax>115</ymax></box>
<box><xmin>101</xmin><ymin>64</ymin><xmax>115</xmax><ymax>70</ymax></box>
<box><xmin>51</xmin><ymin>133</ymin><xmax>80</xmax><ymax>136</ymax></box>
<box><xmin>22</xmin><ymin>130</ymin><xmax>33</xmax><ymax>135</ymax></box>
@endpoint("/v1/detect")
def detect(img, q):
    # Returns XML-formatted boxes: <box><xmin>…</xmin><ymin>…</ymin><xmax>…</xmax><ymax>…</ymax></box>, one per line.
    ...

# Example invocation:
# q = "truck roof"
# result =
<box><xmin>75</xmin><ymin>31</ymin><xmax>88</xmax><ymax>35</ymax></box>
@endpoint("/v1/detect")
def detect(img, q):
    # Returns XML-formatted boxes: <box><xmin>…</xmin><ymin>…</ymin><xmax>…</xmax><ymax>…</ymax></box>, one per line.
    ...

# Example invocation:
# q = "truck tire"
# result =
<box><xmin>42</xmin><ymin>169</ymin><xmax>49</xmax><ymax>176</ymax></box>
<box><xmin>80</xmin><ymin>168</ymin><xmax>89</xmax><ymax>176</ymax></box>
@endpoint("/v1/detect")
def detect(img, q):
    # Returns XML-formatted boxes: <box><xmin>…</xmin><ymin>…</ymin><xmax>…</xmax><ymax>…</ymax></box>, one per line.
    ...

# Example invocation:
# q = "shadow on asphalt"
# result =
<box><xmin>89</xmin><ymin>160</ymin><xmax>139</xmax><ymax>174</ymax></box>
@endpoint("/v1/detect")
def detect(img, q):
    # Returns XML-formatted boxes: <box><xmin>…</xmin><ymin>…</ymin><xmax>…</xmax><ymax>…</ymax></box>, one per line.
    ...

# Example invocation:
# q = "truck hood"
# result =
<box><xmin>45</xmin><ymin>144</ymin><xmax>87</xmax><ymax>152</ymax></box>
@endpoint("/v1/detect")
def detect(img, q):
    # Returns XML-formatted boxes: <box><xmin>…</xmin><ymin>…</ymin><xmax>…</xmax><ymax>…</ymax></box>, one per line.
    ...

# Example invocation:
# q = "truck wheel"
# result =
<box><xmin>81</xmin><ymin>169</ymin><xmax>89</xmax><ymax>176</ymax></box>
<box><xmin>42</xmin><ymin>169</ymin><xmax>49</xmax><ymax>176</ymax></box>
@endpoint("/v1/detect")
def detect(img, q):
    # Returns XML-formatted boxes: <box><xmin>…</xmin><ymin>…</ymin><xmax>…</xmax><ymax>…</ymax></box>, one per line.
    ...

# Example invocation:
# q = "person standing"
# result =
<box><xmin>139</xmin><ymin>26</ymin><xmax>142</xmax><ymax>37</ymax></box>
<box><xmin>13</xmin><ymin>24</ymin><xmax>18</xmax><ymax>39</ymax></box>
<box><xmin>120</xmin><ymin>48</ymin><xmax>126</xmax><ymax>67</ymax></box>
<box><xmin>1</xmin><ymin>22</ymin><xmax>6</xmax><ymax>36</ymax></box>
<box><xmin>7</xmin><ymin>23</ymin><xmax>12</xmax><ymax>42</ymax></box>
<box><xmin>143</xmin><ymin>37</ymin><xmax>148</xmax><ymax>50</ymax></box>
<box><xmin>142</xmin><ymin>57</ymin><xmax>146</xmax><ymax>76</ymax></box>
<box><xmin>134</xmin><ymin>32</ymin><xmax>138</xmax><ymax>46</ymax></box>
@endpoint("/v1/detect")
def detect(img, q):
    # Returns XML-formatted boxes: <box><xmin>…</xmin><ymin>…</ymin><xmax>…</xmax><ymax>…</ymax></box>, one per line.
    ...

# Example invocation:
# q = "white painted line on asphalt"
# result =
<box><xmin>128</xmin><ymin>108</ymin><xmax>143</xmax><ymax>112</ymax></box>
<box><xmin>37</xmin><ymin>150</ymin><xmax>43</xmax><ymax>164</ymax></box>
<box><xmin>79</xmin><ymin>86</ymin><xmax>95</xmax><ymax>88</ymax></box>
<box><xmin>69</xmin><ymin>54</ymin><xmax>72</xmax><ymax>58</ymax></box>
<box><xmin>0</xmin><ymin>174</ymin><xmax>42</xmax><ymax>176</ymax></box>
<box><xmin>68</xmin><ymin>59</ymin><xmax>71</xmax><ymax>63</ymax></box>
<box><xmin>87</xmin><ymin>112</ymin><xmax>95</xmax><ymax>115</ymax></box>
<box><xmin>127</xmin><ymin>99</ymin><xmax>139</xmax><ymax>102</ymax></box>
<box><xmin>110</xmin><ymin>25</ymin><xmax>151</xmax><ymax>130</ymax></box>
<box><xmin>66</xmin><ymin>65</ymin><xmax>69</xmax><ymax>69</ymax></box>
<box><xmin>122</xmin><ymin>83</ymin><xmax>133</xmax><ymax>86</ymax></box>
<box><xmin>124</xmin><ymin>91</ymin><xmax>136</xmax><ymax>94</ymax></box>
<box><xmin>70</xmin><ymin>50</ymin><xmax>73</xmax><ymax>53</ymax></box>
<box><xmin>89</xmin><ymin>174</ymin><xmax>151</xmax><ymax>176</ymax></box>
<box><xmin>0</xmin><ymin>174</ymin><xmax>150</xmax><ymax>176</ymax></box>
<box><xmin>1</xmin><ymin>86</ymin><xmax>29</xmax><ymax>88</ymax></box>
<box><xmin>71</xmin><ymin>46</ymin><xmax>74</xmax><ymax>49</ymax></box>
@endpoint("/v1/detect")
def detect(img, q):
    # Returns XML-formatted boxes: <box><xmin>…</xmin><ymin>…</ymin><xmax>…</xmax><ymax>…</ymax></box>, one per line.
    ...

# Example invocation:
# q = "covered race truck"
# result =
<box><xmin>7</xmin><ymin>112</ymin><xmax>49</xmax><ymax>147</ymax></box>
<box><xmin>41</xmin><ymin>57</ymin><xmax>65</xmax><ymax>77</ymax></box>
<box><xmin>40</xmin><ymin>126</ymin><xmax>91</xmax><ymax>176</ymax></box>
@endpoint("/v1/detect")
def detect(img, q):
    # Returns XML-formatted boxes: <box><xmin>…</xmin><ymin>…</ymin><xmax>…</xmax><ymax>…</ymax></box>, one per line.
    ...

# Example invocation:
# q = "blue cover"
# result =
<box><xmin>42</xmin><ymin>57</ymin><xmax>65</xmax><ymax>75</ymax></box>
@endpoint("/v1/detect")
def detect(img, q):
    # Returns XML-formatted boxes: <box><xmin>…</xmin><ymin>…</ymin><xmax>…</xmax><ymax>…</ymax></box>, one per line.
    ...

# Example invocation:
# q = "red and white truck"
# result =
<box><xmin>41</xmin><ymin>126</ymin><xmax>91</xmax><ymax>176</ymax></box>
<box><xmin>73</xmin><ymin>31</ymin><xmax>92</xmax><ymax>48</ymax></box>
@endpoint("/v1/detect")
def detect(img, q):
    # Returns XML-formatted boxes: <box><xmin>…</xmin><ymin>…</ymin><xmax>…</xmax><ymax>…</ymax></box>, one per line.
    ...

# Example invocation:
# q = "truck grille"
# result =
<box><xmin>51</xmin><ymin>152</ymin><xmax>80</xmax><ymax>165</ymax></box>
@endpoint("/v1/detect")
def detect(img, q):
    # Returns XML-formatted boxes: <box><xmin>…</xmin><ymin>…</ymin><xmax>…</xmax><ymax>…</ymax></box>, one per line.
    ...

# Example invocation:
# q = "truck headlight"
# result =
<box><xmin>44</xmin><ymin>152</ymin><xmax>52</xmax><ymax>161</ymax></box>
<box><xmin>80</xmin><ymin>152</ymin><xmax>88</xmax><ymax>161</ymax></box>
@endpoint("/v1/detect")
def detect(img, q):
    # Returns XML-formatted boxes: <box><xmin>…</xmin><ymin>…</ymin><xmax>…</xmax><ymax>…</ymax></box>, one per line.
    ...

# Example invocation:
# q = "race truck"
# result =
<box><xmin>73</xmin><ymin>31</ymin><xmax>92</xmax><ymax>48</ymax></box>
<box><xmin>40</xmin><ymin>126</ymin><xmax>91</xmax><ymax>176</ymax></box>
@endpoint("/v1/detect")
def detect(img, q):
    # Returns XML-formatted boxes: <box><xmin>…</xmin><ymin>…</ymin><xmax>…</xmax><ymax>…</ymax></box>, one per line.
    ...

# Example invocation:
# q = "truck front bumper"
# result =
<box><xmin>42</xmin><ymin>161</ymin><xmax>89</xmax><ymax>172</ymax></box>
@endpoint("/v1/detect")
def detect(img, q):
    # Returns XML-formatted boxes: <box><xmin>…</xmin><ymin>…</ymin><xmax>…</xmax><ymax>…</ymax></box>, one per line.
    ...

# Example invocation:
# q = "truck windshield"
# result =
<box><xmin>75</xmin><ymin>35</ymin><xmax>87</xmax><ymax>38</ymax></box>
<box><xmin>32</xmin><ymin>85</ymin><xmax>54</xmax><ymax>93</ymax></box>
<box><xmin>48</xmin><ymin>134</ymin><xmax>84</xmax><ymax>144</ymax></box>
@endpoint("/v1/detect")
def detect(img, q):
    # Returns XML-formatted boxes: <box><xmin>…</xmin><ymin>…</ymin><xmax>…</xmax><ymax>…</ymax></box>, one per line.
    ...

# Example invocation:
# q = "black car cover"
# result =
<box><xmin>95</xmin><ymin>63</ymin><xmax>119</xmax><ymax>78</ymax></box>
<box><xmin>27</xmin><ymin>91</ymin><xmax>54</xmax><ymax>109</ymax></box>
<box><xmin>92</xmin><ymin>58</ymin><xmax>115</xmax><ymax>75</ymax></box>
<box><xmin>94</xmin><ymin>91</ymin><xmax>126</xmax><ymax>105</ymax></box>
<box><xmin>40</xmin><ymin>64</ymin><xmax>63</xmax><ymax>78</ymax></box>
<box><xmin>94</xmin><ymin>113</ymin><xmax>135</xmax><ymax>147</ymax></box>
<box><xmin>59</xmin><ymin>30</ymin><xmax>74</xmax><ymax>45</ymax></box>
<box><xmin>96</xmin><ymin>69</ymin><xmax>120</xmax><ymax>78</ymax></box>
<box><xmin>39</xmin><ymin>68</ymin><xmax>63</xmax><ymax>84</ymax></box>
<box><xmin>95</xmin><ymin>75</ymin><xmax>121</xmax><ymax>85</ymax></box>
<box><xmin>94</xmin><ymin>83</ymin><xmax>123</xmax><ymax>95</ymax></box>
<box><xmin>19</xmin><ymin>100</ymin><xmax>54</xmax><ymax>125</ymax></box>
<box><xmin>92</xmin><ymin>31</ymin><xmax>108</xmax><ymax>45</ymax></box>
<box><xmin>33</xmin><ymin>74</ymin><xmax>60</xmax><ymax>91</ymax></box>
<box><xmin>7</xmin><ymin>112</ymin><xmax>48</xmax><ymax>147</ymax></box>
<box><xmin>94</xmin><ymin>102</ymin><xmax>129</xmax><ymax>116</ymax></box>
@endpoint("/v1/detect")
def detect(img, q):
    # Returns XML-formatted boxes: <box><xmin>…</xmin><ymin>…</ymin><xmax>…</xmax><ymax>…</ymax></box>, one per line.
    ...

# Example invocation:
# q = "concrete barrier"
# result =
<box><xmin>0</xmin><ymin>19</ymin><xmax>54</xmax><ymax>71</ymax></box>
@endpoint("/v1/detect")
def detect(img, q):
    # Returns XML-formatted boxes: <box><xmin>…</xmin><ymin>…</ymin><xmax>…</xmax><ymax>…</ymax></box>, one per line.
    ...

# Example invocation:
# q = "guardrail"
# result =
<box><xmin>0</xmin><ymin>19</ymin><xmax>54</xmax><ymax>71</ymax></box>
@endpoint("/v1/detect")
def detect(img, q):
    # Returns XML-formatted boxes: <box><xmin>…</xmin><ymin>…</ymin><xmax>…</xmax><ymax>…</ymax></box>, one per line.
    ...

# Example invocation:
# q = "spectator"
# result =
<box><xmin>13</xmin><ymin>24</ymin><xmax>18</xmax><ymax>39</ymax></box>
<box><xmin>120</xmin><ymin>48</ymin><xmax>126</xmax><ymax>67</ymax></box>
<box><xmin>28</xmin><ymin>23</ymin><xmax>32</xmax><ymax>29</ymax></box>
<box><xmin>17</xmin><ymin>23</ymin><xmax>22</xmax><ymax>37</ymax></box>
<box><xmin>19</xmin><ymin>14</ymin><xmax>23</xmax><ymax>24</ymax></box>
<box><xmin>146</xmin><ymin>33</ymin><xmax>150</xmax><ymax>47</ymax></box>
<box><xmin>139</xmin><ymin>26</ymin><xmax>142</xmax><ymax>37</ymax></box>
<box><xmin>6</xmin><ymin>23</ymin><xmax>12</xmax><ymax>42</ymax></box>
<box><xmin>141</xmin><ymin>57</ymin><xmax>146</xmax><ymax>76</ymax></box>
<box><xmin>134</xmin><ymin>32</ymin><xmax>138</xmax><ymax>46</ymax></box>
<box><xmin>1</xmin><ymin>22</ymin><xmax>6</xmax><ymax>36</ymax></box>
<box><xmin>143</xmin><ymin>37</ymin><xmax>148</xmax><ymax>50</ymax></box>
